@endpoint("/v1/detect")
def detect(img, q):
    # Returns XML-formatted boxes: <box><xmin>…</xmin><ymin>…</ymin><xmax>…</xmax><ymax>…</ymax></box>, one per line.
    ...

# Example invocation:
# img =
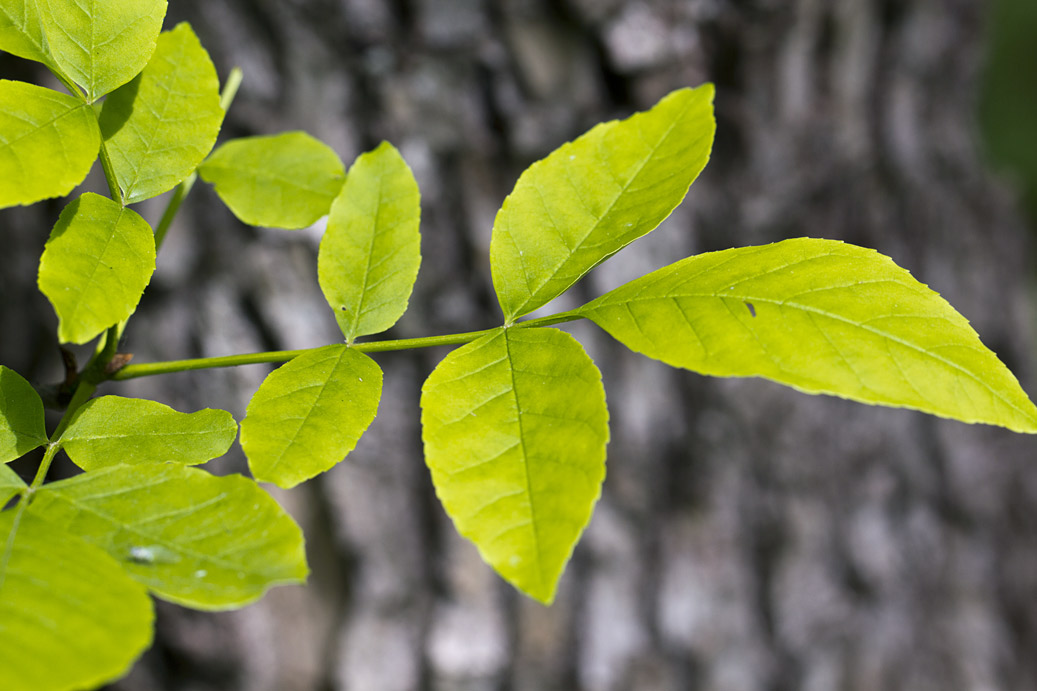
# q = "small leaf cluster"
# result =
<box><xmin>3</xmin><ymin>3</ymin><xmax>1037</xmax><ymax>690</ymax></box>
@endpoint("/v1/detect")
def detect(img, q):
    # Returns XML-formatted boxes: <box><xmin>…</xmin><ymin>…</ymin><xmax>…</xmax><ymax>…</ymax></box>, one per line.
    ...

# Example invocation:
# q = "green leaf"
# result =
<box><xmin>198</xmin><ymin>131</ymin><xmax>346</xmax><ymax>229</ymax></box>
<box><xmin>0</xmin><ymin>80</ymin><xmax>100</xmax><ymax>208</ymax></box>
<box><xmin>420</xmin><ymin>327</ymin><xmax>609</xmax><ymax>603</ymax></box>
<box><xmin>29</xmin><ymin>463</ymin><xmax>308</xmax><ymax>610</ymax></box>
<box><xmin>37</xmin><ymin>192</ymin><xmax>156</xmax><ymax>344</ymax></box>
<box><xmin>99</xmin><ymin>22</ymin><xmax>224</xmax><ymax>205</ymax></box>
<box><xmin>490</xmin><ymin>84</ymin><xmax>715</xmax><ymax>322</ymax></box>
<box><xmin>0</xmin><ymin>366</ymin><xmax>47</xmax><ymax>464</ymax></box>
<box><xmin>0</xmin><ymin>0</ymin><xmax>51</xmax><ymax>66</ymax></box>
<box><xmin>578</xmin><ymin>237</ymin><xmax>1037</xmax><ymax>433</ymax></box>
<box><xmin>59</xmin><ymin>396</ymin><xmax>238</xmax><ymax>470</ymax></box>
<box><xmin>0</xmin><ymin>510</ymin><xmax>154</xmax><ymax>691</ymax></box>
<box><xmin>241</xmin><ymin>345</ymin><xmax>382</xmax><ymax>489</ymax></box>
<box><xmin>318</xmin><ymin>141</ymin><xmax>422</xmax><ymax>342</ymax></box>
<box><xmin>40</xmin><ymin>0</ymin><xmax>167</xmax><ymax>100</ymax></box>
<box><xmin>0</xmin><ymin>465</ymin><xmax>25</xmax><ymax>506</ymax></box>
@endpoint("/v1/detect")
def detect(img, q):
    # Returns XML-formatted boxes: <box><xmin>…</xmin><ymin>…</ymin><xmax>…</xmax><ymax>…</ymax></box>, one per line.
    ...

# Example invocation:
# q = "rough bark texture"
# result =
<box><xmin>3</xmin><ymin>1</ymin><xmax>1037</xmax><ymax>690</ymax></box>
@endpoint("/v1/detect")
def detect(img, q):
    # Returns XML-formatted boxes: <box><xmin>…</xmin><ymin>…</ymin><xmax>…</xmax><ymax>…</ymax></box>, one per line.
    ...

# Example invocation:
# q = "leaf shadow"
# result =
<box><xmin>97</xmin><ymin>73</ymin><xmax>143</xmax><ymax>140</ymax></box>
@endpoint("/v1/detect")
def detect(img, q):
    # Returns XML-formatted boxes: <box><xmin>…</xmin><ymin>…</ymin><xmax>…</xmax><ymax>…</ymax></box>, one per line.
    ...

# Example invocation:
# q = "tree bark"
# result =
<box><xmin>3</xmin><ymin>1</ymin><xmax>1036</xmax><ymax>690</ymax></box>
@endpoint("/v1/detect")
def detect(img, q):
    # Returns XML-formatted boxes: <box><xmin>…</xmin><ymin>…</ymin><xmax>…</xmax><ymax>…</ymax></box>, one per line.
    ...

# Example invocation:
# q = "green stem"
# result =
<box><xmin>112</xmin><ymin>349</ymin><xmax>314</xmax><ymax>380</ymax></box>
<box><xmin>29</xmin><ymin>440</ymin><xmax>63</xmax><ymax>491</ymax></box>
<box><xmin>515</xmin><ymin>309</ymin><xmax>584</xmax><ymax>329</ymax></box>
<box><xmin>219</xmin><ymin>66</ymin><xmax>244</xmax><ymax>112</ymax></box>
<box><xmin>152</xmin><ymin>173</ymin><xmax>193</xmax><ymax>249</ymax></box>
<box><xmin>111</xmin><ymin>329</ymin><xmax>495</xmax><ymax>380</ymax></box>
<box><xmin>50</xmin><ymin>379</ymin><xmax>98</xmax><ymax>442</ymax></box>
<box><xmin>110</xmin><ymin>312</ymin><xmax>587</xmax><ymax>381</ymax></box>
<box><xmin>98</xmin><ymin>141</ymin><xmax>124</xmax><ymax>206</ymax></box>
<box><xmin>49</xmin><ymin>63</ymin><xmax>84</xmax><ymax>101</ymax></box>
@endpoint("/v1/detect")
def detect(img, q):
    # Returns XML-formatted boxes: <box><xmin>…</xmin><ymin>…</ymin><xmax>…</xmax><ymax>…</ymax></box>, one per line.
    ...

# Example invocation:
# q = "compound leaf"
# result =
<box><xmin>490</xmin><ymin>84</ymin><xmax>715</xmax><ymax>322</ymax></box>
<box><xmin>318</xmin><ymin>141</ymin><xmax>421</xmax><ymax>342</ymax></box>
<box><xmin>0</xmin><ymin>80</ymin><xmax>100</xmax><ymax>208</ymax></box>
<box><xmin>421</xmin><ymin>327</ymin><xmax>608</xmax><ymax>604</ymax></box>
<box><xmin>29</xmin><ymin>463</ymin><xmax>308</xmax><ymax>610</ymax></box>
<box><xmin>0</xmin><ymin>465</ymin><xmax>25</xmax><ymax>506</ymax></box>
<box><xmin>0</xmin><ymin>511</ymin><xmax>153</xmax><ymax>691</ymax></box>
<box><xmin>578</xmin><ymin>237</ymin><xmax>1037</xmax><ymax>433</ymax></box>
<box><xmin>37</xmin><ymin>192</ymin><xmax>156</xmax><ymax>345</ymax></box>
<box><xmin>241</xmin><ymin>345</ymin><xmax>382</xmax><ymax>489</ymax></box>
<box><xmin>0</xmin><ymin>0</ymin><xmax>51</xmax><ymax>66</ymax></box>
<box><xmin>99</xmin><ymin>22</ymin><xmax>223</xmax><ymax>204</ymax></box>
<box><xmin>0</xmin><ymin>366</ymin><xmax>47</xmax><ymax>464</ymax></box>
<box><xmin>198</xmin><ymin>131</ymin><xmax>346</xmax><ymax>229</ymax></box>
<box><xmin>59</xmin><ymin>396</ymin><xmax>238</xmax><ymax>470</ymax></box>
<box><xmin>40</xmin><ymin>0</ymin><xmax>167</xmax><ymax>101</ymax></box>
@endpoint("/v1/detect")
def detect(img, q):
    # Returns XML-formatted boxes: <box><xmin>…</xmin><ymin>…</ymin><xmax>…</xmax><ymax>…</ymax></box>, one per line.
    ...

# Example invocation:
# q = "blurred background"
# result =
<box><xmin>3</xmin><ymin>0</ymin><xmax>1037</xmax><ymax>689</ymax></box>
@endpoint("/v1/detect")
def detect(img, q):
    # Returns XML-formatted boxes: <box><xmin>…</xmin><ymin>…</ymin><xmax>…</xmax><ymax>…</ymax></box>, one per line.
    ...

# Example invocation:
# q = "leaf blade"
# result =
<box><xmin>0</xmin><ymin>366</ymin><xmax>47</xmax><ymax>464</ymax></box>
<box><xmin>0</xmin><ymin>80</ymin><xmax>100</xmax><ymax>209</ymax></box>
<box><xmin>0</xmin><ymin>0</ymin><xmax>51</xmax><ymax>66</ymax></box>
<box><xmin>490</xmin><ymin>84</ymin><xmax>715</xmax><ymax>321</ymax></box>
<box><xmin>241</xmin><ymin>345</ymin><xmax>382</xmax><ymax>489</ymax></box>
<box><xmin>40</xmin><ymin>0</ymin><xmax>167</xmax><ymax>100</ymax></box>
<box><xmin>99</xmin><ymin>22</ymin><xmax>224</xmax><ymax>204</ymax></box>
<box><xmin>29</xmin><ymin>464</ymin><xmax>308</xmax><ymax>610</ymax></box>
<box><xmin>198</xmin><ymin>131</ymin><xmax>346</xmax><ymax>229</ymax></box>
<box><xmin>578</xmin><ymin>237</ymin><xmax>1037</xmax><ymax>432</ymax></box>
<box><xmin>0</xmin><ymin>511</ymin><xmax>154</xmax><ymax>691</ymax></box>
<box><xmin>318</xmin><ymin>141</ymin><xmax>422</xmax><ymax>341</ymax></box>
<box><xmin>59</xmin><ymin>396</ymin><xmax>238</xmax><ymax>470</ymax></box>
<box><xmin>37</xmin><ymin>192</ymin><xmax>156</xmax><ymax>344</ymax></box>
<box><xmin>0</xmin><ymin>465</ymin><xmax>25</xmax><ymax>506</ymax></box>
<box><xmin>421</xmin><ymin>327</ymin><xmax>609</xmax><ymax>603</ymax></box>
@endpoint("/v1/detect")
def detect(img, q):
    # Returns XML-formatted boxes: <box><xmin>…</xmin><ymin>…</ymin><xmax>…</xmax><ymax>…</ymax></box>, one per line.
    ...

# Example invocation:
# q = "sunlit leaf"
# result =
<box><xmin>37</xmin><ymin>192</ymin><xmax>156</xmax><ymax>345</ymax></box>
<box><xmin>0</xmin><ymin>366</ymin><xmax>47</xmax><ymax>464</ymax></box>
<box><xmin>490</xmin><ymin>84</ymin><xmax>715</xmax><ymax>322</ymax></box>
<box><xmin>241</xmin><ymin>345</ymin><xmax>382</xmax><ymax>489</ymax></box>
<box><xmin>0</xmin><ymin>510</ymin><xmax>153</xmax><ymax>691</ymax></box>
<box><xmin>40</xmin><ymin>0</ymin><xmax>167</xmax><ymax>100</ymax></box>
<box><xmin>421</xmin><ymin>327</ymin><xmax>609</xmax><ymax>603</ymax></box>
<box><xmin>318</xmin><ymin>141</ymin><xmax>421</xmax><ymax>342</ymax></box>
<box><xmin>0</xmin><ymin>0</ymin><xmax>51</xmax><ymax>66</ymax></box>
<box><xmin>0</xmin><ymin>465</ymin><xmax>25</xmax><ymax>506</ymax></box>
<box><xmin>59</xmin><ymin>396</ymin><xmax>237</xmax><ymax>470</ymax></box>
<box><xmin>29</xmin><ymin>463</ymin><xmax>308</xmax><ymax>610</ymax></box>
<box><xmin>198</xmin><ymin>131</ymin><xmax>346</xmax><ymax>229</ymax></box>
<box><xmin>99</xmin><ymin>22</ymin><xmax>223</xmax><ymax>204</ymax></box>
<box><xmin>578</xmin><ymin>237</ymin><xmax>1037</xmax><ymax>432</ymax></box>
<box><xmin>0</xmin><ymin>80</ymin><xmax>99</xmax><ymax>209</ymax></box>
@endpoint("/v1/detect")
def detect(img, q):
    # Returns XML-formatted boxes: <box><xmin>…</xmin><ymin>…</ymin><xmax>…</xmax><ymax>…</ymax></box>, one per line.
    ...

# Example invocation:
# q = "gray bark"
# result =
<box><xmin>2</xmin><ymin>1</ymin><xmax>1036</xmax><ymax>690</ymax></box>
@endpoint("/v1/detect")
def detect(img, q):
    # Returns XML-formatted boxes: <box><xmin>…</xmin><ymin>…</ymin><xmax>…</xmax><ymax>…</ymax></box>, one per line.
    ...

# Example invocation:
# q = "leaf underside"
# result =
<box><xmin>59</xmin><ymin>396</ymin><xmax>238</xmax><ymax>470</ymax></box>
<box><xmin>579</xmin><ymin>237</ymin><xmax>1037</xmax><ymax>432</ymax></box>
<box><xmin>29</xmin><ymin>463</ymin><xmax>308</xmax><ymax>610</ymax></box>
<box><xmin>0</xmin><ymin>511</ymin><xmax>154</xmax><ymax>691</ymax></box>
<box><xmin>421</xmin><ymin>327</ymin><xmax>609</xmax><ymax>604</ymax></box>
